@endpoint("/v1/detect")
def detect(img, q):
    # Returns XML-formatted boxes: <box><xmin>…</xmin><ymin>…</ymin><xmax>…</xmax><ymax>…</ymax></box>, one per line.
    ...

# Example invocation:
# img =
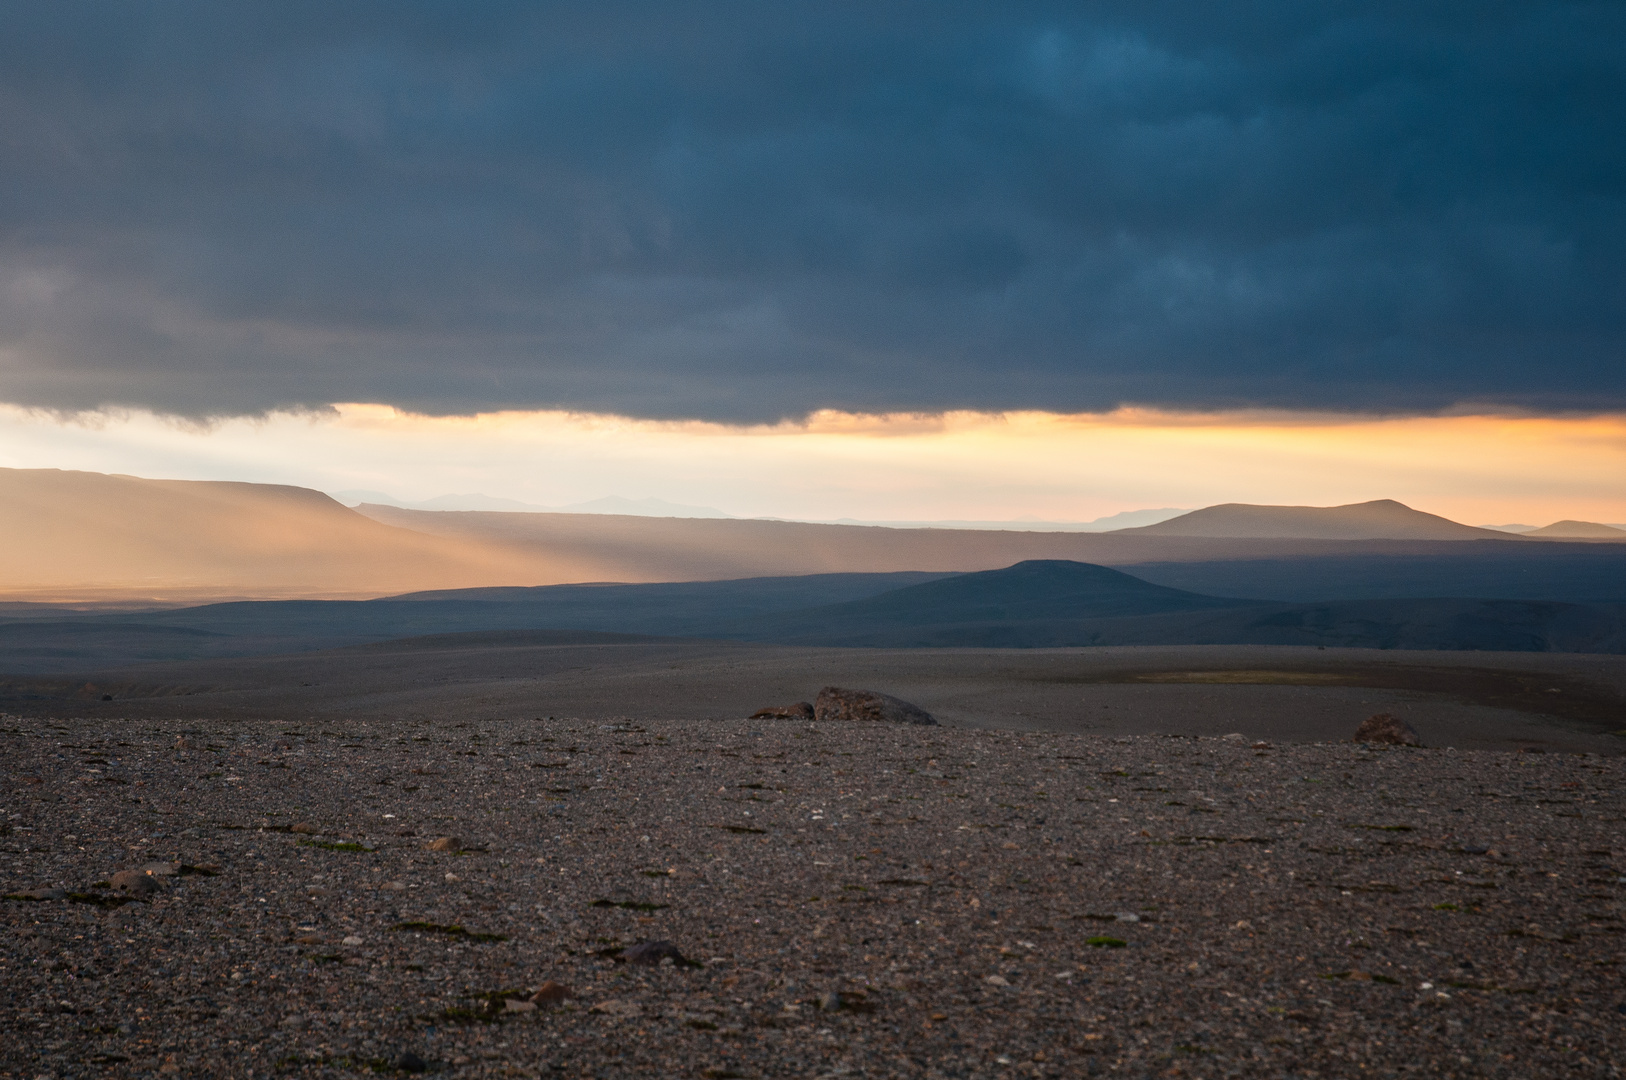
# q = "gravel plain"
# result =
<box><xmin>3</xmin><ymin>709</ymin><xmax>1624</xmax><ymax>1079</ymax></box>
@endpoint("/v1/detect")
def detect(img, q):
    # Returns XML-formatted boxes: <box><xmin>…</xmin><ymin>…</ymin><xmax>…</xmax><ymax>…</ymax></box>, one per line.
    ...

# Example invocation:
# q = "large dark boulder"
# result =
<box><xmin>814</xmin><ymin>686</ymin><xmax>937</xmax><ymax>726</ymax></box>
<box><xmin>1353</xmin><ymin>713</ymin><xmax>1422</xmax><ymax>746</ymax></box>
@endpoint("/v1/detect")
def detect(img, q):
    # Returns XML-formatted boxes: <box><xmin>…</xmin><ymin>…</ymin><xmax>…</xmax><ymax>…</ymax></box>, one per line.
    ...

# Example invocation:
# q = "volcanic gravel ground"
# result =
<box><xmin>3</xmin><ymin>713</ymin><xmax>1624</xmax><ymax>1079</ymax></box>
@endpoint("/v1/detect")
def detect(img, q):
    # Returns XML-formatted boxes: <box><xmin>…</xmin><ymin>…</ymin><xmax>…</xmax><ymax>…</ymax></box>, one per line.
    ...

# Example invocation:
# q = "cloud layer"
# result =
<box><xmin>1</xmin><ymin>2</ymin><xmax>1622</xmax><ymax>419</ymax></box>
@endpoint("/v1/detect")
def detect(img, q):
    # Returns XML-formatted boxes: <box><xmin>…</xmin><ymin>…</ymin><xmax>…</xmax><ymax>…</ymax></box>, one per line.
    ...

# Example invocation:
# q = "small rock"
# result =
<box><xmin>173</xmin><ymin>737</ymin><xmax>192</xmax><ymax>750</ymax></box>
<box><xmin>290</xmin><ymin>822</ymin><xmax>320</xmax><ymax>835</ymax></box>
<box><xmin>1353</xmin><ymin>713</ymin><xmax>1422</xmax><ymax>747</ymax></box>
<box><xmin>109</xmin><ymin>869</ymin><xmax>162</xmax><ymax>898</ymax></box>
<box><xmin>396</xmin><ymin>1052</ymin><xmax>429</xmax><ymax>1074</ymax></box>
<box><xmin>280</xmin><ymin>1014</ymin><xmax>307</xmax><ymax>1030</ymax></box>
<box><xmin>530</xmin><ymin>981</ymin><xmax>573</xmax><ymax>1007</ymax></box>
<box><xmin>426</xmin><ymin>836</ymin><xmax>462</xmax><ymax>853</ymax></box>
<box><xmin>10</xmin><ymin>887</ymin><xmax>66</xmax><ymax>901</ymax></box>
<box><xmin>380</xmin><ymin>880</ymin><xmax>406</xmax><ymax>891</ymax></box>
<box><xmin>985</xmin><ymin>975</ymin><xmax>1010</xmax><ymax>986</ymax></box>
<box><xmin>589</xmin><ymin>999</ymin><xmax>644</xmax><ymax>1018</ymax></box>
<box><xmin>623</xmin><ymin>939</ymin><xmax>689</xmax><ymax>966</ymax></box>
<box><xmin>1222</xmin><ymin>733</ymin><xmax>1245</xmax><ymax>742</ymax></box>
<box><xmin>1114</xmin><ymin>912</ymin><xmax>1140</xmax><ymax>923</ymax></box>
<box><xmin>814</xmin><ymin>687</ymin><xmax>937</xmax><ymax>726</ymax></box>
<box><xmin>817</xmin><ymin>990</ymin><xmax>873</xmax><ymax>1012</ymax></box>
<box><xmin>504</xmin><ymin>998</ymin><xmax>537</xmax><ymax>1013</ymax></box>
<box><xmin>138</xmin><ymin>861</ymin><xmax>180</xmax><ymax>877</ymax></box>
<box><xmin>341</xmin><ymin>935</ymin><xmax>363</xmax><ymax>946</ymax></box>
<box><xmin>1251</xmin><ymin>741</ymin><xmax>1271</xmax><ymax>750</ymax></box>
<box><xmin>749</xmin><ymin>702</ymin><xmax>815</xmax><ymax>720</ymax></box>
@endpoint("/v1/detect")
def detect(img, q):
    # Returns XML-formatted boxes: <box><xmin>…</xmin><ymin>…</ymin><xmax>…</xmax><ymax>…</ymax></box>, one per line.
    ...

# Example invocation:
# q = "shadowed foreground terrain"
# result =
<box><xmin>4</xmin><ymin>640</ymin><xmax>1624</xmax><ymax>754</ymax></box>
<box><xmin>2</xmin><ymin>712</ymin><xmax>1623</xmax><ymax>1079</ymax></box>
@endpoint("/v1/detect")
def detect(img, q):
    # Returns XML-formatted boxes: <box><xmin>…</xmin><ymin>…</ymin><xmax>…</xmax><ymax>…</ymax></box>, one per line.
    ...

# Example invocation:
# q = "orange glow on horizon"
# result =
<box><xmin>1</xmin><ymin>402</ymin><xmax>1622</xmax><ymax>527</ymax></box>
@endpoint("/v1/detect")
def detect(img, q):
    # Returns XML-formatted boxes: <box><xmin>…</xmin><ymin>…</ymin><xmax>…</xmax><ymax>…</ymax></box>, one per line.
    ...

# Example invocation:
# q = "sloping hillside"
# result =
<box><xmin>1118</xmin><ymin>499</ymin><xmax>1511</xmax><ymax>540</ymax></box>
<box><xmin>0</xmin><ymin>468</ymin><xmax>554</xmax><ymax>600</ymax></box>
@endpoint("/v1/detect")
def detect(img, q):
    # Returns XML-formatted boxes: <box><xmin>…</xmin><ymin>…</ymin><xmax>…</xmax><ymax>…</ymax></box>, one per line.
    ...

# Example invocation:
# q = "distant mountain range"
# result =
<box><xmin>1483</xmin><ymin>521</ymin><xmax>1626</xmax><ymax>535</ymax></box>
<box><xmin>816</xmin><ymin>508</ymin><xmax>1192</xmax><ymax>531</ymax></box>
<box><xmin>332</xmin><ymin>490</ymin><xmax>734</xmax><ymax>518</ymax></box>
<box><xmin>2</xmin><ymin>468</ymin><xmax>1621</xmax><ymax>609</ymax></box>
<box><xmin>330</xmin><ymin>493</ymin><xmax>1626</xmax><ymax>541</ymax></box>
<box><xmin>1119</xmin><ymin>499</ymin><xmax>1508</xmax><ymax>540</ymax></box>
<box><xmin>1524</xmin><ymin>520</ymin><xmax>1626</xmax><ymax>538</ymax></box>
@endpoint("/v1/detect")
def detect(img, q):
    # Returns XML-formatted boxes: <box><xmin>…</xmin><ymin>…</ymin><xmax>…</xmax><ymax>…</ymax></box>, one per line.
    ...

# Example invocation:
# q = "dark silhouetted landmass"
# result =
<box><xmin>4</xmin><ymin>560</ymin><xmax>1624</xmax><ymax>673</ymax></box>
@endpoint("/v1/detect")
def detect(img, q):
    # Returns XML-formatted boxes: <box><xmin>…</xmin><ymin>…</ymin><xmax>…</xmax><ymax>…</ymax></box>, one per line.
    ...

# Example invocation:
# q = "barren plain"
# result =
<box><xmin>3</xmin><ymin>643</ymin><xmax>1626</xmax><ymax>1078</ymax></box>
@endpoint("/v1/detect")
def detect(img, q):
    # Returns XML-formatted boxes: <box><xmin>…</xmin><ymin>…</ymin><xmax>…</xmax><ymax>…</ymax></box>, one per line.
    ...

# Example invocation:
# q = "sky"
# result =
<box><xmin>3</xmin><ymin>403</ymin><xmax>1622</xmax><ymax>527</ymax></box>
<box><xmin>1</xmin><ymin>3</ymin><xmax>1622</xmax><ymax>520</ymax></box>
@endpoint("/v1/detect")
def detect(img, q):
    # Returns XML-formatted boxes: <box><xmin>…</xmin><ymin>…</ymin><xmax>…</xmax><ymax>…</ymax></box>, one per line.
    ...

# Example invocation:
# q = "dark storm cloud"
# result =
<box><xmin>0</xmin><ymin>1</ymin><xmax>1622</xmax><ymax>418</ymax></box>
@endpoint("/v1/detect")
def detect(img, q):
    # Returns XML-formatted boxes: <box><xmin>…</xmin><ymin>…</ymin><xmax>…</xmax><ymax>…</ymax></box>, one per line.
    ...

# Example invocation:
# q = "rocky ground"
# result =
<box><xmin>3</xmin><ymin>709</ymin><xmax>1624</xmax><ymax>1079</ymax></box>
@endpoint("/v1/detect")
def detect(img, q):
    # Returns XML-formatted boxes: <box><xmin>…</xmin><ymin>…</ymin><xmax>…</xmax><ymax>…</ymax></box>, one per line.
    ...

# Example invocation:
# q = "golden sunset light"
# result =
<box><xmin>3</xmin><ymin>403</ymin><xmax>1621</xmax><ymax>526</ymax></box>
